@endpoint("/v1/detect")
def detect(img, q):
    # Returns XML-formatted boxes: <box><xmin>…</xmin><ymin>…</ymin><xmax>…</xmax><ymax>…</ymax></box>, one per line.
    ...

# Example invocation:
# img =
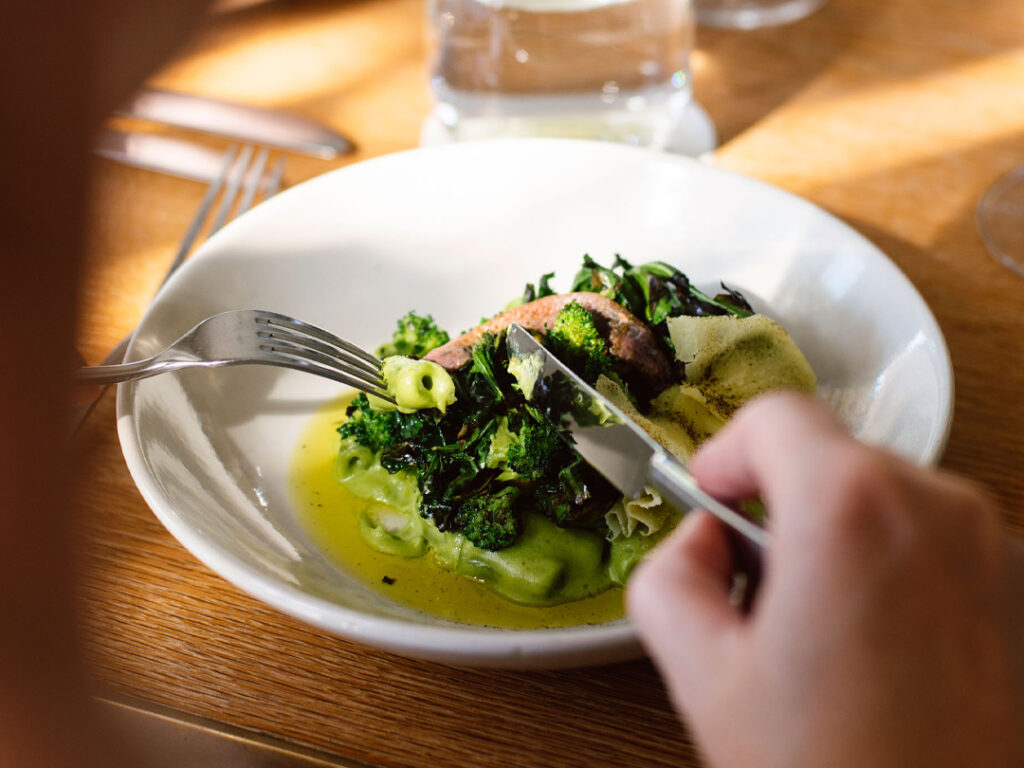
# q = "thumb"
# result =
<box><xmin>628</xmin><ymin>511</ymin><xmax>743</xmax><ymax>700</ymax></box>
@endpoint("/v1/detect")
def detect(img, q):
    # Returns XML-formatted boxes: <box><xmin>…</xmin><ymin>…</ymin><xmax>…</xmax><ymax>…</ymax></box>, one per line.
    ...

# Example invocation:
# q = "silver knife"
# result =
<box><xmin>94</xmin><ymin>129</ymin><xmax>229</xmax><ymax>183</ymax></box>
<box><xmin>116</xmin><ymin>87</ymin><xmax>353</xmax><ymax>158</ymax></box>
<box><xmin>506</xmin><ymin>324</ymin><xmax>769</xmax><ymax>549</ymax></box>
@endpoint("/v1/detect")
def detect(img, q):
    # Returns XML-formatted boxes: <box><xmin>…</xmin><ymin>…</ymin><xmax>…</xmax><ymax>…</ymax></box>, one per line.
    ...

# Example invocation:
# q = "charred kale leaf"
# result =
<box><xmin>565</xmin><ymin>255</ymin><xmax>753</xmax><ymax>362</ymax></box>
<box><xmin>569</xmin><ymin>254</ymin><xmax>753</xmax><ymax>323</ymax></box>
<box><xmin>519</xmin><ymin>272</ymin><xmax>556</xmax><ymax>304</ymax></box>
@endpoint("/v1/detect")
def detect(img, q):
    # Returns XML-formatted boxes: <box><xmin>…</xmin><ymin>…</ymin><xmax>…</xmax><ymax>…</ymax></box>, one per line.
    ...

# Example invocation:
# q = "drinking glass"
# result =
<box><xmin>977</xmin><ymin>166</ymin><xmax>1024</xmax><ymax>278</ymax></box>
<box><xmin>693</xmin><ymin>0</ymin><xmax>827</xmax><ymax>28</ymax></box>
<box><xmin>425</xmin><ymin>0</ymin><xmax>695</xmax><ymax>150</ymax></box>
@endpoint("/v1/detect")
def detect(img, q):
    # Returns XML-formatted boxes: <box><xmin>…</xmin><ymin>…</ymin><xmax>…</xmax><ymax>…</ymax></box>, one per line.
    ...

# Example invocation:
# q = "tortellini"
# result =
<box><xmin>597</xmin><ymin>315</ymin><xmax>816</xmax><ymax>540</ymax></box>
<box><xmin>596</xmin><ymin>376</ymin><xmax>698</xmax><ymax>463</ymax></box>
<box><xmin>667</xmin><ymin>314</ymin><xmax>816</xmax><ymax>418</ymax></box>
<box><xmin>373</xmin><ymin>355</ymin><xmax>456</xmax><ymax>414</ymax></box>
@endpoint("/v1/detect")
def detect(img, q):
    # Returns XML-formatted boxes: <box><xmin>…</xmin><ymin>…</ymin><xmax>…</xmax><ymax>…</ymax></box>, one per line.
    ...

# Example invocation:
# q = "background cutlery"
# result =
<box><xmin>117</xmin><ymin>87</ymin><xmax>354</xmax><ymax>158</ymax></box>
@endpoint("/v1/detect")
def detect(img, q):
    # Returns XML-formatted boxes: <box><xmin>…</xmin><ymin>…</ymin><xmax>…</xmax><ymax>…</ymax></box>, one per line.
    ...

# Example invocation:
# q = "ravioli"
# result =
<box><xmin>599</xmin><ymin>314</ymin><xmax>816</xmax><ymax>543</ymax></box>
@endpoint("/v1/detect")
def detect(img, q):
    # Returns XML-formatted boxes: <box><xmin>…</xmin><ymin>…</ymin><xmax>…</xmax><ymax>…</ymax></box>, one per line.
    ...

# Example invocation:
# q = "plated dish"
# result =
<box><xmin>117</xmin><ymin>139</ymin><xmax>952</xmax><ymax>668</ymax></box>
<box><xmin>303</xmin><ymin>255</ymin><xmax>814</xmax><ymax>626</ymax></box>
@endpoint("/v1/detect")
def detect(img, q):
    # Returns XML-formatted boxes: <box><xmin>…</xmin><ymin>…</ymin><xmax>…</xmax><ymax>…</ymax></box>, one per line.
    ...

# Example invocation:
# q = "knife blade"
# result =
<box><xmin>94</xmin><ymin>129</ymin><xmax>230</xmax><ymax>183</ymax></box>
<box><xmin>116</xmin><ymin>87</ymin><xmax>353</xmax><ymax>158</ymax></box>
<box><xmin>506</xmin><ymin>324</ymin><xmax>769</xmax><ymax>550</ymax></box>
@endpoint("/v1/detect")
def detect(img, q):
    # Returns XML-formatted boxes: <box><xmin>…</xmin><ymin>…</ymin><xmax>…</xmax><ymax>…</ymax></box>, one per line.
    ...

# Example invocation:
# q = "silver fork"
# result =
<box><xmin>73</xmin><ymin>144</ymin><xmax>286</xmax><ymax>430</ymax></box>
<box><xmin>75</xmin><ymin>309</ymin><xmax>394</xmax><ymax>403</ymax></box>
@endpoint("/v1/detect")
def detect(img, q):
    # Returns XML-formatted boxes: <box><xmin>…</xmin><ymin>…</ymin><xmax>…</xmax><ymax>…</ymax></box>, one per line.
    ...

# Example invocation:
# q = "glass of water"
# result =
<box><xmin>693</xmin><ymin>0</ymin><xmax>827</xmax><ymax>29</ymax></box>
<box><xmin>426</xmin><ymin>0</ymin><xmax>695</xmax><ymax>150</ymax></box>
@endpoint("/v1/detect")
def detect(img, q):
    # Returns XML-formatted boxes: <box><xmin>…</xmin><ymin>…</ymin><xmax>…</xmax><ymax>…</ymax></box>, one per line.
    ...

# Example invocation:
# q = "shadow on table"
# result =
<box><xmin>695</xmin><ymin>3</ymin><xmax>856</xmax><ymax>146</ymax></box>
<box><xmin>844</xmin><ymin>217</ymin><xmax>1024</xmax><ymax>526</ymax></box>
<box><xmin>696</xmin><ymin>0</ymin><xmax>1024</xmax><ymax>147</ymax></box>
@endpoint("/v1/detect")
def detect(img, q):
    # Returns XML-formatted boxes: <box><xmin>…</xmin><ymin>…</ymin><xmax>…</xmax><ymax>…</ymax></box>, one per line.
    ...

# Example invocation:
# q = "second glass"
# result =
<box><xmin>427</xmin><ymin>0</ymin><xmax>694</xmax><ymax>149</ymax></box>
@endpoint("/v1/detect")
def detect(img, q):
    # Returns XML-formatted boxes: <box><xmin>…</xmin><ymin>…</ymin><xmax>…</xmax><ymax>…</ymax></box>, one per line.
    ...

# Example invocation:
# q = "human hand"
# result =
<box><xmin>628</xmin><ymin>393</ymin><xmax>1021</xmax><ymax>768</ymax></box>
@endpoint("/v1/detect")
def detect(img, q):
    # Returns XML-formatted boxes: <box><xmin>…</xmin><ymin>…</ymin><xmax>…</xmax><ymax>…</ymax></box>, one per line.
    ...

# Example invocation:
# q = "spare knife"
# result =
<box><xmin>94</xmin><ymin>129</ymin><xmax>229</xmax><ymax>183</ymax></box>
<box><xmin>506</xmin><ymin>324</ymin><xmax>769</xmax><ymax>550</ymax></box>
<box><xmin>116</xmin><ymin>87</ymin><xmax>353</xmax><ymax>158</ymax></box>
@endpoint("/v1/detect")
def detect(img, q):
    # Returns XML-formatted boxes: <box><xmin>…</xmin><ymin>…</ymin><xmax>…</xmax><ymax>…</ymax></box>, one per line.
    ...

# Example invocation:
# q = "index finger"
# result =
<box><xmin>690</xmin><ymin>392</ymin><xmax>857</xmax><ymax>539</ymax></box>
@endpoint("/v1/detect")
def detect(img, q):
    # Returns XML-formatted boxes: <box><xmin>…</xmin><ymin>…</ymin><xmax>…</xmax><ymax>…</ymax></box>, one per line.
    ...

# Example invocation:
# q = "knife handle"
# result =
<box><xmin>647</xmin><ymin>452</ymin><xmax>767</xmax><ymax>610</ymax></box>
<box><xmin>727</xmin><ymin>528</ymin><xmax>764</xmax><ymax>613</ymax></box>
<box><xmin>647</xmin><ymin>452</ymin><xmax>769</xmax><ymax>548</ymax></box>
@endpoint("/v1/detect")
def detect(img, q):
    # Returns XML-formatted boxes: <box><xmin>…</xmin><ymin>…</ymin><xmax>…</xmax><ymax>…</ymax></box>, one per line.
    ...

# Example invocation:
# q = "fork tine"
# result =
<box><xmin>261</xmin><ymin>356</ymin><xmax>396</xmax><ymax>403</ymax></box>
<box><xmin>261</xmin><ymin>322</ymin><xmax>382</xmax><ymax>376</ymax></box>
<box><xmin>209</xmin><ymin>145</ymin><xmax>254</xmax><ymax>234</ymax></box>
<box><xmin>256</xmin><ymin>312</ymin><xmax>382</xmax><ymax>369</ymax></box>
<box><xmin>157</xmin><ymin>146</ymin><xmax>238</xmax><ymax>290</ymax></box>
<box><xmin>236</xmin><ymin>147</ymin><xmax>270</xmax><ymax>215</ymax></box>
<box><xmin>256</xmin><ymin>330</ymin><xmax>383</xmax><ymax>383</ymax></box>
<box><xmin>264</xmin><ymin>156</ymin><xmax>286</xmax><ymax>198</ymax></box>
<box><xmin>251</xmin><ymin>312</ymin><xmax>395</xmax><ymax>398</ymax></box>
<box><xmin>260</xmin><ymin>339</ymin><xmax>387</xmax><ymax>393</ymax></box>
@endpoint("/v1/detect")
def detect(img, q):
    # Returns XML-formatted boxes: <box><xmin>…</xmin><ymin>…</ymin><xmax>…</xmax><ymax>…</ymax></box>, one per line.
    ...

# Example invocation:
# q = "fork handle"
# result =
<box><xmin>75</xmin><ymin>357</ymin><xmax>193</xmax><ymax>385</ymax></box>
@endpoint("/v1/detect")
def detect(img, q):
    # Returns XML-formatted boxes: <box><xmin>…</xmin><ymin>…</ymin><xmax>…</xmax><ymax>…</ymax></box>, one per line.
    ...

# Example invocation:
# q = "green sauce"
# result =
<box><xmin>290</xmin><ymin>396</ymin><xmax>627</xmax><ymax>628</ymax></box>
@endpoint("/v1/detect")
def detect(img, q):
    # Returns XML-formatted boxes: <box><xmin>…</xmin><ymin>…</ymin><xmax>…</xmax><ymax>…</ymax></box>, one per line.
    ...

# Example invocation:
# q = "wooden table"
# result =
<box><xmin>74</xmin><ymin>0</ymin><xmax>1024</xmax><ymax>765</ymax></box>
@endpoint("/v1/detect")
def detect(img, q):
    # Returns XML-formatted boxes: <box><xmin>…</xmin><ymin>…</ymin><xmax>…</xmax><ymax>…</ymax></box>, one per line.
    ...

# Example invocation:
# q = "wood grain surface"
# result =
<box><xmin>74</xmin><ymin>0</ymin><xmax>1024</xmax><ymax>765</ymax></box>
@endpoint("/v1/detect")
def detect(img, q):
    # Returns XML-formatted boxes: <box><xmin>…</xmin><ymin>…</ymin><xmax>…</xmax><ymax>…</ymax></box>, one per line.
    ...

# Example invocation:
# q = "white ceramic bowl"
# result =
<box><xmin>117</xmin><ymin>139</ymin><xmax>952</xmax><ymax>668</ymax></box>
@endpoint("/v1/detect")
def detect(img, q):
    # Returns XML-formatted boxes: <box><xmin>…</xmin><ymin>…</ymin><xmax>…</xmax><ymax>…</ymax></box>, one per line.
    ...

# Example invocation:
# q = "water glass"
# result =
<box><xmin>426</xmin><ymin>0</ymin><xmax>695</xmax><ymax>149</ymax></box>
<box><xmin>694</xmin><ymin>0</ymin><xmax>828</xmax><ymax>28</ymax></box>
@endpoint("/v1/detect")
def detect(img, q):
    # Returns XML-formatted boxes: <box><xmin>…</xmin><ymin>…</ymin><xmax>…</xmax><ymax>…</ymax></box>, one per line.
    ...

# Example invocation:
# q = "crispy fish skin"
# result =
<box><xmin>424</xmin><ymin>292</ymin><xmax>674</xmax><ymax>389</ymax></box>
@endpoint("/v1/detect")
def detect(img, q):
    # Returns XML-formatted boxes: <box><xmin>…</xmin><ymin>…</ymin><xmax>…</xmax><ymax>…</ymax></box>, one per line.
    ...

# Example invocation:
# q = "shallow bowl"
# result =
<box><xmin>118</xmin><ymin>139</ymin><xmax>952</xmax><ymax>668</ymax></box>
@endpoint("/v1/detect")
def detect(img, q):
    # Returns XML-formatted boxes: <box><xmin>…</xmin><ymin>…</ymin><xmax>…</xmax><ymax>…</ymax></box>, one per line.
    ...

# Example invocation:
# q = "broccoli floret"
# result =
<box><xmin>452</xmin><ymin>486</ymin><xmax>521</xmax><ymax>550</ymax></box>
<box><xmin>376</xmin><ymin>311</ymin><xmax>450</xmax><ymax>359</ymax></box>
<box><xmin>338</xmin><ymin>393</ymin><xmax>432</xmax><ymax>464</ymax></box>
<box><xmin>550</xmin><ymin>301</ymin><xmax>605</xmax><ymax>356</ymax></box>
<box><xmin>337</xmin><ymin>394</ymin><xmax>401</xmax><ymax>454</ymax></box>
<box><xmin>505</xmin><ymin>417</ymin><xmax>565</xmax><ymax>481</ymax></box>
<box><xmin>545</xmin><ymin>301</ymin><xmax>613</xmax><ymax>383</ymax></box>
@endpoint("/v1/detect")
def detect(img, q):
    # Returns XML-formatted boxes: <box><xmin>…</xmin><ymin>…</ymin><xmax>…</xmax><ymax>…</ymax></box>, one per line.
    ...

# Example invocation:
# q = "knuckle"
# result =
<box><xmin>938</xmin><ymin>477</ymin><xmax>1002</xmax><ymax>547</ymax></box>
<box><xmin>824</xmin><ymin>454</ymin><xmax>1005</xmax><ymax>564</ymax></box>
<box><xmin>832</xmin><ymin>449</ymin><xmax>897</xmax><ymax>513</ymax></box>
<box><xmin>818</xmin><ymin>448</ymin><xmax>909</xmax><ymax>544</ymax></box>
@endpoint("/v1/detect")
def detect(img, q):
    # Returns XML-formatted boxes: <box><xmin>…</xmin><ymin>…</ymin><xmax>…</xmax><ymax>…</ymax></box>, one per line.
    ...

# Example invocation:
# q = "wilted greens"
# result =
<box><xmin>339</xmin><ymin>255</ymin><xmax>752</xmax><ymax>552</ymax></box>
<box><xmin>341</xmin><ymin>323</ymin><xmax>617</xmax><ymax>550</ymax></box>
